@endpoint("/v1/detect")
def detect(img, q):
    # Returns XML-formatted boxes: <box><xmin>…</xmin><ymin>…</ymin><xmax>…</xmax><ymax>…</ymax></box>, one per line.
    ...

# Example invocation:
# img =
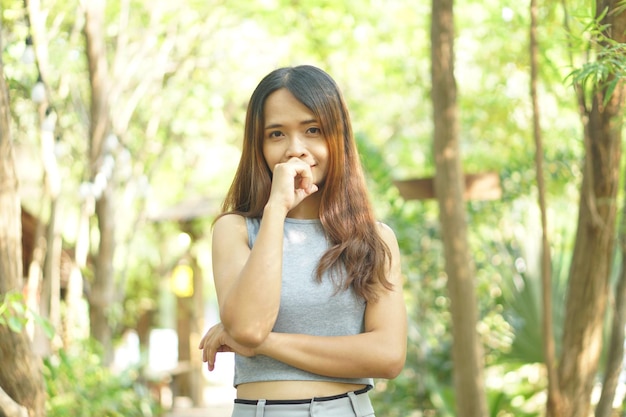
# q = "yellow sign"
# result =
<box><xmin>170</xmin><ymin>264</ymin><xmax>194</xmax><ymax>298</ymax></box>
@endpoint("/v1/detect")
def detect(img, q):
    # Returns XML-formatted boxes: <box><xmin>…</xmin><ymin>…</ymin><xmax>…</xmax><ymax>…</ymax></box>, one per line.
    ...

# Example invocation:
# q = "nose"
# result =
<box><xmin>285</xmin><ymin>135</ymin><xmax>307</xmax><ymax>159</ymax></box>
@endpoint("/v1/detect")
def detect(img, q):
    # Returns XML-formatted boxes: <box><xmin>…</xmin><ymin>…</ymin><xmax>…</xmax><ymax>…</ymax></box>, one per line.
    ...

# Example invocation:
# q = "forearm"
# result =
<box><xmin>219</xmin><ymin>206</ymin><xmax>287</xmax><ymax>346</ymax></box>
<box><xmin>256</xmin><ymin>331</ymin><xmax>406</xmax><ymax>380</ymax></box>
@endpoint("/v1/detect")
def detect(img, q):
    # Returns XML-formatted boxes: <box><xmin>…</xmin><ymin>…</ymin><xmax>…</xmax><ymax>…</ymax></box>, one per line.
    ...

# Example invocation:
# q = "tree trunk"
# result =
<box><xmin>430</xmin><ymin>1</ymin><xmax>487</xmax><ymax>416</ymax></box>
<box><xmin>593</xmin><ymin>4</ymin><xmax>626</xmax><ymax>416</ymax></box>
<box><xmin>0</xmin><ymin>33</ymin><xmax>46</xmax><ymax>417</ymax></box>
<box><xmin>595</xmin><ymin>230</ymin><xmax>626</xmax><ymax>416</ymax></box>
<box><xmin>84</xmin><ymin>0</ymin><xmax>116</xmax><ymax>365</ymax></box>
<box><xmin>92</xmin><ymin>189</ymin><xmax>116</xmax><ymax>365</ymax></box>
<box><xmin>23</xmin><ymin>0</ymin><xmax>63</xmax><ymax>357</ymax></box>
<box><xmin>190</xmin><ymin>255</ymin><xmax>205</xmax><ymax>405</ymax></box>
<box><xmin>529</xmin><ymin>2</ymin><xmax>563</xmax><ymax>416</ymax></box>
<box><xmin>175</xmin><ymin>223</ymin><xmax>206</xmax><ymax>406</ymax></box>
<box><xmin>557</xmin><ymin>2</ymin><xmax>625</xmax><ymax>416</ymax></box>
<box><xmin>64</xmin><ymin>197</ymin><xmax>91</xmax><ymax>348</ymax></box>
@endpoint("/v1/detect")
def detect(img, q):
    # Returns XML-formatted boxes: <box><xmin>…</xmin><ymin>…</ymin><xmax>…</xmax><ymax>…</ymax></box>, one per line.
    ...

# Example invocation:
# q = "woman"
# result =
<box><xmin>199</xmin><ymin>65</ymin><xmax>407</xmax><ymax>417</ymax></box>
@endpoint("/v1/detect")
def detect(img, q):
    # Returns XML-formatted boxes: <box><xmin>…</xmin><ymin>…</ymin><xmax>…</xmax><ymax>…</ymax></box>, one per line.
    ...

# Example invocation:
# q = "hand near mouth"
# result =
<box><xmin>267</xmin><ymin>158</ymin><xmax>319</xmax><ymax>214</ymax></box>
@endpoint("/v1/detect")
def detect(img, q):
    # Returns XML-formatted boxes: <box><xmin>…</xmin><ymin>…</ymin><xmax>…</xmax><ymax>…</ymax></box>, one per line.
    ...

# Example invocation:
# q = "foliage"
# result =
<box><xmin>1</xmin><ymin>0</ymin><xmax>625</xmax><ymax>415</ymax></box>
<box><xmin>0</xmin><ymin>291</ymin><xmax>55</xmax><ymax>338</ymax></box>
<box><xmin>565</xmin><ymin>0</ymin><xmax>626</xmax><ymax>105</ymax></box>
<box><xmin>0</xmin><ymin>294</ymin><xmax>156</xmax><ymax>416</ymax></box>
<box><xmin>501</xmin><ymin>219</ymin><xmax>571</xmax><ymax>365</ymax></box>
<box><xmin>43</xmin><ymin>340</ymin><xmax>160</xmax><ymax>417</ymax></box>
<box><xmin>0</xmin><ymin>291</ymin><xmax>29</xmax><ymax>333</ymax></box>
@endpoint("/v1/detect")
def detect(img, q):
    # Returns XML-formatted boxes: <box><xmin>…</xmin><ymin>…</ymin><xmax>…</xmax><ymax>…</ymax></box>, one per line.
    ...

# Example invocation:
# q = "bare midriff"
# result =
<box><xmin>236</xmin><ymin>381</ymin><xmax>368</xmax><ymax>401</ymax></box>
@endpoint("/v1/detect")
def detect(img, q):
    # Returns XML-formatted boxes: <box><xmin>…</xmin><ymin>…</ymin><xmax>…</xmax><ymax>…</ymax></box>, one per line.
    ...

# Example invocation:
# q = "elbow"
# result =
<box><xmin>221</xmin><ymin>313</ymin><xmax>271</xmax><ymax>348</ymax></box>
<box><xmin>384</xmin><ymin>356</ymin><xmax>406</xmax><ymax>379</ymax></box>
<box><xmin>380</xmin><ymin>360</ymin><xmax>405</xmax><ymax>379</ymax></box>
<box><xmin>376</xmin><ymin>350</ymin><xmax>406</xmax><ymax>379</ymax></box>
<box><xmin>228</xmin><ymin>326</ymin><xmax>268</xmax><ymax>348</ymax></box>
<box><xmin>219</xmin><ymin>302</ymin><xmax>278</xmax><ymax>348</ymax></box>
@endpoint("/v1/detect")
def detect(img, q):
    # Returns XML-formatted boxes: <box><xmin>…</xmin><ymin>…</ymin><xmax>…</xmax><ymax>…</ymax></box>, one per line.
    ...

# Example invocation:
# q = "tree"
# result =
<box><xmin>430</xmin><ymin>1</ymin><xmax>487</xmax><ymax>416</ymax></box>
<box><xmin>529</xmin><ymin>1</ymin><xmax>562</xmax><ymax>415</ymax></box>
<box><xmin>596</xmin><ymin>173</ymin><xmax>626</xmax><ymax>417</ymax></box>
<box><xmin>0</xmin><ymin>31</ymin><xmax>46</xmax><ymax>417</ymax></box>
<box><xmin>83</xmin><ymin>0</ymin><xmax>117</xmax><ymax>365</ymax></box>
<box><xmin>556</xmin><ymin>1</ymin><xmax>626</xmax><ymax>416</ymax></box>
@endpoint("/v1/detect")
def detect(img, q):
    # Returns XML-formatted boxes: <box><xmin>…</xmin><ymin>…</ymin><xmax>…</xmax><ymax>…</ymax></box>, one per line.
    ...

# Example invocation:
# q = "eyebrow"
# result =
<box><xmin>264</xmin><ymin>119</ymin><xmax>318</xmax><ymax>130</ymax></box>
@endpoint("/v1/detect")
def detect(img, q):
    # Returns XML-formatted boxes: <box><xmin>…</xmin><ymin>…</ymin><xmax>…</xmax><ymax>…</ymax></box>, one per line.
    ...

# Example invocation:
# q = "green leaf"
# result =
<box><xmin>7</xmin><ymin>316</ymin><xmax>24</xmax><ymax>333</ymax></box>
<box><xmin>612</xmin><ymin>0</ymin><xmax>626</xmax><ymax>15</ymax></box>
<box><xmin>11</xmin><ymin>299</ymin><xmax>26</xmax><ymax>316</ymax></box>
<box><xmin>603</xmin><ymin>79</ymin><xmax>619</xmax><ymax>106</ymax></box>
<box><xmin>35</xmin><ymin>315</ymin><xmax>56</xmax><ymax>339</ymax></box>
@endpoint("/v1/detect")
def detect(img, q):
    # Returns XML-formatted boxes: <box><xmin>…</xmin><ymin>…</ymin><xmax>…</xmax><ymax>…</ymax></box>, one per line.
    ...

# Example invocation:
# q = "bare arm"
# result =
<box><xmin>213</xmin><ymin>159</ymin><xmax>318</xmax><ymax>347</ymax></box>
<box><xmin>212</xmin><ymin>208</ymin><xmax>286</xmax><ymax>346</ymax></box>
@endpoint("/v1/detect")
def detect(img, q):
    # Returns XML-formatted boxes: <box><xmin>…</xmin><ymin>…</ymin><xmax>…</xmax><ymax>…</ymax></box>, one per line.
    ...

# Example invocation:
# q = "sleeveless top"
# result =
<box><xmin>233</xmin><ymin>217</ymin><xmax>373</xmax><ymax>388</ymax></box>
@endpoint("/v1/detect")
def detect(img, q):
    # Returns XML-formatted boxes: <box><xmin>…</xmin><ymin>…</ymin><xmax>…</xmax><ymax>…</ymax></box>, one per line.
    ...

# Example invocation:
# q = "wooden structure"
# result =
<box><xmin>394</xmin><ymin>172</ymin><xmax>501</xmax><ymax>201</ymax></box>
<box><xmin>20</xmin><ymin>208</ymin><xmax>73</xmax><ymax>288</ymax></box>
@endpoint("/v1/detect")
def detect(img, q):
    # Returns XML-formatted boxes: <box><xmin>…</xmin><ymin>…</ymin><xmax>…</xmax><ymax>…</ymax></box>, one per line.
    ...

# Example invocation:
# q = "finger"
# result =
<box><xmin>207</xmin><ymin>348</ymin><xmax>217</xmax><ymax>371</ymax></box>
<box><xmin>295</xmin><ymin>177</ymin><xmax>318</xmax><ymax>195</ymax></box>
<box><xmin>298</xmin><ymin>169</ymin><xmax>317</xmax><ymax>194</ymax></box>
<box><xmin>202</xmin><ymin>339</ymin><xmax>214</xmax><ymax>362</ymax></box>
<box><xmin>294</xmin><ymin>174</ymin><xmax>309</xmax><ymax>191</ymax></box>
<box><xmin>287</xmin><ymin>158</ymin><xmax>313</xmax><ymax>179</ymax></box>
<box><xmin>298</xmin><ymin>175</ymin><xmax>312</xmax><ymax>192</ymax></box>
<box><xmin>291</xmin><ymin>165</ymin><xmax>315</xmax><ymax>191</ymax></box>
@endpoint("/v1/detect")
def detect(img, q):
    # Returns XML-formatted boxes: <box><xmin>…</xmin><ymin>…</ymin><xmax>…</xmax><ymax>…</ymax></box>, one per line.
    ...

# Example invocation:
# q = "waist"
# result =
<box><xmin>232</xmin><ymin>386</ymin><xmax>375</xmax><ymax>417</ymax></box>
<box><xmin>236</xmin><ymin>381</ymin><xmax>369</xmax><ymax>401</ymax></box>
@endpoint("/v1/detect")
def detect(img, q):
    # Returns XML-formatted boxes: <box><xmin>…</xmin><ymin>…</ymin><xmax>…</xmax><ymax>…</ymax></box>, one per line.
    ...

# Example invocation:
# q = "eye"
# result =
<box><xmin>306</xmin><ymin>127</ymin><xmax>322</xmax><ymax>135</ymax></box>
<box><xmin>267</xmin><ymin>130</ymin><xmax>284</xmax><ymax>139</ymax></box>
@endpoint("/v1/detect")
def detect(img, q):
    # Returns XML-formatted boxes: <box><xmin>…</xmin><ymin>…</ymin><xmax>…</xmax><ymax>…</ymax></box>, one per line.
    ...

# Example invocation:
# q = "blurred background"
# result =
<box><xmin>0</xmin><ymin>1</ymin><xmax>625</xmax><ymax>417</ymax></box>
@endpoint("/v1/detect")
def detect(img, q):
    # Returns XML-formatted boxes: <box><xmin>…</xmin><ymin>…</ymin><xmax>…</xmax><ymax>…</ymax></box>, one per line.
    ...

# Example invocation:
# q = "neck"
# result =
<box><xmin>287</xmin><ymin>193</ymin><xmax>321</xmax><ymax>219</ymax></box>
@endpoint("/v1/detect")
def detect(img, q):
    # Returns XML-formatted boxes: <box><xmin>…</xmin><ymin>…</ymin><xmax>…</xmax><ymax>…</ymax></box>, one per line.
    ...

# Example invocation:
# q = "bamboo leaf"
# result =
<box><xmin>603</xmin><ymin>79</ymin><xmax>619</xmax><ymax>106</ymax></box>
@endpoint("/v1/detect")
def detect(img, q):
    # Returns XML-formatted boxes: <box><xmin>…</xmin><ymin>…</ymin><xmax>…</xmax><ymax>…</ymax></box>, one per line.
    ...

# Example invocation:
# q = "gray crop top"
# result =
<box><xmin>233</xmin><ymin>217</ymin><xmax>373</xmax><ymax>388</ymax></box>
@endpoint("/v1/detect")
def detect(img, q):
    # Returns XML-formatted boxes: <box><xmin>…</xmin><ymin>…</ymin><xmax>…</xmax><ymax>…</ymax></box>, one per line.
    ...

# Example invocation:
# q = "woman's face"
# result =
<box><xmin>262</xmin><ymin>88</ymin><xmax>330</xmax><ymax>188</ymax></box>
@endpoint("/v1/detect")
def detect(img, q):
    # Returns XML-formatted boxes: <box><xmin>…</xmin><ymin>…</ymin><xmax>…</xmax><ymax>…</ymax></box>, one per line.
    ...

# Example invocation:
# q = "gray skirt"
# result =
<box><xmin>230</xmin><ymin>387</ymin><xmax>375</xmax><ymax>417</ymax></box>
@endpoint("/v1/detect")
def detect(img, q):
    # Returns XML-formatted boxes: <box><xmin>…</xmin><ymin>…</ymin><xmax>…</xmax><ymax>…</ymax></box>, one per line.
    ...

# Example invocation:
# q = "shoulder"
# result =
<box><xmin>213</xmin><ymin>214</ymin><xmax>249</xmax><ymax>241</ymax></box>
<box><xmin>375</xmin><ymin>222</ymin><xmax>399</xmax><ymax>250</ymax></box>
<box><xmin>372</xmin><ymin>222</ymin><xmax>403</xmax><ymax>293</ymax></box>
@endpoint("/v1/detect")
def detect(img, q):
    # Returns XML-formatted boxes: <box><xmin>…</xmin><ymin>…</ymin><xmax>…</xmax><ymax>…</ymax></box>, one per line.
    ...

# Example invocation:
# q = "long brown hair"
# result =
<box><xmin>221</xmin><ymin>65</ymin><xmax>392</xmax><ymax>301</ymax></box>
